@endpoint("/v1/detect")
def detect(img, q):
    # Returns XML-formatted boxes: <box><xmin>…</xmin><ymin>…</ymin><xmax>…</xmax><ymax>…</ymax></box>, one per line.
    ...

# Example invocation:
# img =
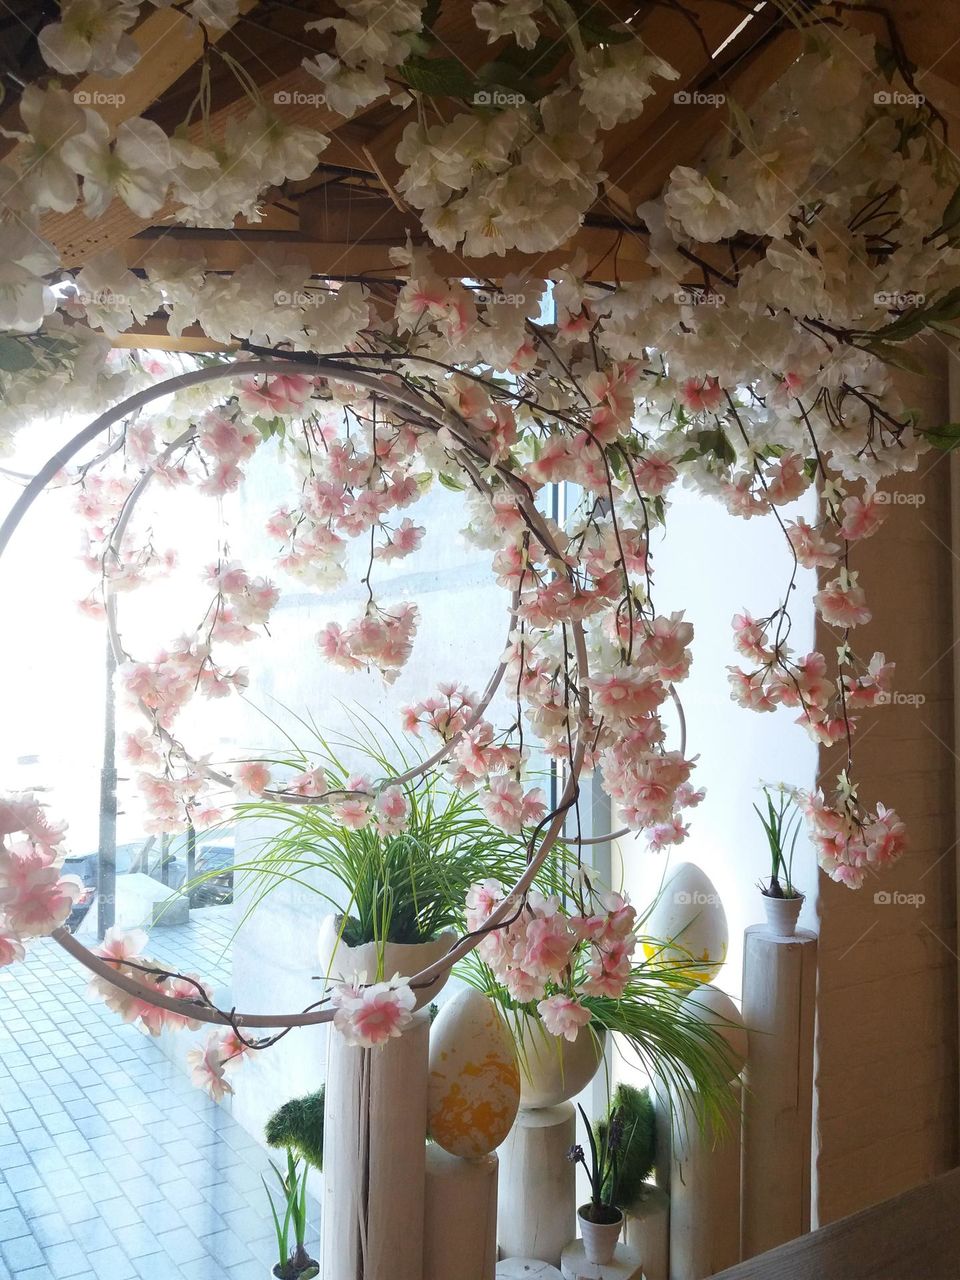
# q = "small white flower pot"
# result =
<box><xmin>516</xmin><ymin>1010</ymin><xmax>606</xmax><ymax>1107</ymax></box>
<box><xmin>577</xmin><ymin>1205</ymin><xmax>624</xmax><ymax>1266</ymax></box>
<box><xmin>761</xmin><ymin>893</ymin><xmax>804</xmax><ymax>938</ymax></box>
<box><xmin>316</xmin><ymin>913</ymin><xmax>456</xmax><ymax>1010</ymax></box>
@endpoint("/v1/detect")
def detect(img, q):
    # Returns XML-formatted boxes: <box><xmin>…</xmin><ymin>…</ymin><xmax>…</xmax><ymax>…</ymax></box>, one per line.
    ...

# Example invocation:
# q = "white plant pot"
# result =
<box><xmin>517</xmin><ymin>1011</ymin><xmax>606</xmax><ymax>1108</ymax></box>
<box><xmin>316</xmin><ymin>914</ymin><xmax>456</xmax><ymax>1010</ymax></box>
<box><xmin>577</xmin><ymin>1205</ymin><xmax>623</xmax><ymax>1266</ymax></box>
<box><xmin>761</xmin><ymin>893</ymin><xmax>804</xmax><ymax>938</ymax></box>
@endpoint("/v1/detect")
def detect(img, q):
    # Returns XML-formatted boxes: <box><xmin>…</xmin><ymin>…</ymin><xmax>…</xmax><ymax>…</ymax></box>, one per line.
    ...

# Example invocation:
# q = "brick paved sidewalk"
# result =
<box><xmin>0</xmin><ymin>911</ymin><xmax>320</xmax><ymax>1280</ymax></box>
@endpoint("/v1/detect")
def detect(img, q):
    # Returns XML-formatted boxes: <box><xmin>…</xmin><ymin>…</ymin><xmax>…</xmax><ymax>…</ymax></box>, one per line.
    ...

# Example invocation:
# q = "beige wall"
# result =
<box><xmin>814</xmin><ymin>344</ymin><xmax>958</xmax><ymax>1223</ymax></box>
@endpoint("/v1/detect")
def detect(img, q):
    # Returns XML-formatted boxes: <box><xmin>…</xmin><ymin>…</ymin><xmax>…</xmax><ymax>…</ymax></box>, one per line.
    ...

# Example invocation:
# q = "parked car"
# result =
<box><xmin>169</xmin><ymin>843</ymin><xmax>235</xmax><ymax>907</ymax></box>
<box><xmin>59</xmin><ymin>837</ymin><xmax>236</xmax><ymax>923</ymax></box>
<box><xmin>61</xmin><ymin>853</ymin><xmax>98</xmax><ymax>933</ymax></box>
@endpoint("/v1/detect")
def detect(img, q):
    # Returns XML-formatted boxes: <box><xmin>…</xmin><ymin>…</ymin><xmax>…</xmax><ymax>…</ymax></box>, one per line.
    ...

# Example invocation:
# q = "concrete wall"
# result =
<box><xmin>813</xmin><ymin>347</ymin><xmax>959</xmax><ymax>1223</ymax></box>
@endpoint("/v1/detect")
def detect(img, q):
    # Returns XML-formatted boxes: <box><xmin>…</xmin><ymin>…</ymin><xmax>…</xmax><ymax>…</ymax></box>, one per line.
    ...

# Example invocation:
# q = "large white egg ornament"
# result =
<box><xmin>643</xmin><ymin>862</ymin><xmax>728</xmax><ymax>983</ymax></box>
<box><xmin>428</xmin><ymin>989</ymin><xmax>520</xmax><ymax>1158</ymax></box>
<box><xmin>679</xmin><ymin>984</ymin><xmax>748</xmax><ymax>1082</ymax></box>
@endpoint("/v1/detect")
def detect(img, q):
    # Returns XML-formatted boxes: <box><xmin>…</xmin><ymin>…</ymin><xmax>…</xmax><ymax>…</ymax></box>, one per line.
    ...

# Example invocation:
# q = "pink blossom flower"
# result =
<box><xmin>332</xmin><ymin>977</ymin><xmax>416</xmax><ymax>1048</ymax></box>
<box><xmin>680</xmin><ymin>376</ymin><xmax>723</xmax><ymax>413</ymax></box>
<box><xmin>375</xmin><ymin>787</ymin><xmax>410</xmax><ymax>836</ymax></box>
<box><xmin>0</xmin><ymin>928</ymin><xmax>25</xmax><ymax>967</ymax></box>
<box><xmin>523</xmin><ymin>914</ymin><xmax>576</xmax><ymax>979</ymax></box>
<box><xmin>814</xmin><ymin>573</ymin><xmax>872</xmax><ymax>627</ymax></box>
<box><xmin>235</xmin><ymin>762</ymin><xmax>271</xmax><ymax>795</ymax></box>
<box><xmin>785</xmin><ymin>518</ymin><xmax>840</xmax><ymax>570</ymax></box>
<box><xmin>376</xmin><ymin>519</ymin><xmax>425</xmax><ymax>563</ymax></box>
<box><xmin>840</xmin><ymin>494</ymin><xmax>886</xmax><ymax>542</ymax></box>
<box><xmin>187</xmin><ymin>1030</ymin><xmax>236</xmax><ymax>1101</ymax></box>
<box><xmin>764</xmin><ymin>452</ymin><xmax>809</xmax><ymax>506</ymax></box>
<box><xmin>537</xmin><ymin>994</ymin><xmax>593</xmax><ymax>1042</ymax></box>
<box><xmin>0</xmin><ymin>851</ymin><xmax>81</xmax><ymax>937</ymax></box>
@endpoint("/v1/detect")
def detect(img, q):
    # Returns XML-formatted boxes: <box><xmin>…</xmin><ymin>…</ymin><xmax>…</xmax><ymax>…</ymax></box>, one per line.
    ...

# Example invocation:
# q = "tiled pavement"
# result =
<box><xmin>0</xmin><ymin>911</ymin><xmax>318</xmax><ymax>1279</ymax></box>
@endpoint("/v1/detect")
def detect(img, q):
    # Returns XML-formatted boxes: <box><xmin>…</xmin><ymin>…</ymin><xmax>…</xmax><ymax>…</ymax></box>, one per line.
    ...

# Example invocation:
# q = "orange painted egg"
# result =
<box><xmin>428</xmin><ymin>989</ymin><xmax>520</xmax><ymax>1158</ymax></box>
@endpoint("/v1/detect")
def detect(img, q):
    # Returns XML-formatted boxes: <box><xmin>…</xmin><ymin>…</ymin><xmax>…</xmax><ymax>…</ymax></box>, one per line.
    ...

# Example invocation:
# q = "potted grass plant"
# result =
<box><xmin>568</xmin><ymin>1099</ymin><xmax>631</xmax><ymax>1265</ymax></box>
<box><xmin>224</xmin><ymin>714</ymin><xmax>533</xmax><ymax>1008</ymax></box>
<box><xmin>262</xmin><ymin>1089</ymin><xmax>324</xmax><ymax>1280</ymax></box>
<box><xmin>261</xmin><ymin>1151</ymin><xmax>316</xmax><ymax>1280</ymax></box>
<box><xmin>755</xmin><ymin>785</ymin><xmax>805</xmax><ymax>936</ymax></box>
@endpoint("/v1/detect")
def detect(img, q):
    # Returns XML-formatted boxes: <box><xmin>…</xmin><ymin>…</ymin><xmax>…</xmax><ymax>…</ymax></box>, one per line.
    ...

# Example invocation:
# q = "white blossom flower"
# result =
<box><xmin>473</xmin><ymin>0</ymin><xmax>542</xmax><ymax>48</ymax></box>
<box><xmin>62</xmin><ymin>115</ymin><xmax>172</xmax><ymax>219</ymax></box>
<box><xmin>575</xmin><ymin>42</ymin><xmax>678</xmax><ymax>131</ymax></box>
<box><xmin>38</xmin><ymin>0</ymin><xmax>140</xmax><ymax>76</ymax></box>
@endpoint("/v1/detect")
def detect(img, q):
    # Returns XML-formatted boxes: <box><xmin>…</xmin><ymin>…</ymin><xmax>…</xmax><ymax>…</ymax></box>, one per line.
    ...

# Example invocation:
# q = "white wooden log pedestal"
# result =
<box><xmin>559</xmin><ymin>1240</ymin><xmax>643</xmax><ymax>1279</ymax></box>
<box><xmin>624</xmin><ymin>1183</ymin><xmax>669</xmax><ymax>1280</ymax></box>
<box><xmin>424</xmin><ymin>1145</ymin><xmax>499</xmax><ymax>1280</ymax></box>
<box><xmin>496</xmin><ymin>1262</ymin><xmax>564</xmax><ymax>1278</ymax></box>
<box><xmin>321</xmin><ymin>1010</ymin><xmax>430</xmax><ymax>1280</ymax></box>
<box><xmin>498</xmin><ymin>1102</ymin><xmax>577</xmax><ymax>1266</ymax></box>
<box><xmin>668</xmin><ymin>1082</ymin><xmax>743</xmax><ymax>1280</ymax></box>
<box><xmin>740</xmin><ymin>924</ymin><xmax>817</xmax><ymax>1259</ymax></box>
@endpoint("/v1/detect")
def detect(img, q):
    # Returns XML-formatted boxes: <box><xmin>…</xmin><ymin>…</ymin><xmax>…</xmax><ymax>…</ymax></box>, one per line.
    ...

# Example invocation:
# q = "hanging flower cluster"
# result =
<box><xmin>4</xmin><ymin>0</ymin><xmax>957</xmax><ymax>1063</ymax></box>
<box><xmin>466</xmin><ymin>881</ymin><xmax>638</xmax><ymax>1039</ymax></box>
<box><xmin>0</xmin><ymin>797</ymin><xmax>80</xmax><ymax>962</ymax></box>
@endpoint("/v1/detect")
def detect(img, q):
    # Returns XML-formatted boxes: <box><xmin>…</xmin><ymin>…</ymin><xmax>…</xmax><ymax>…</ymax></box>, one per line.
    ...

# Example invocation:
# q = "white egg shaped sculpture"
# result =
<box><xmin>643</xmin><ymin>862</ymin><xmax>728</xmax><ymax>983</ymax></box>
<box><xmin>678</xmin><ymin>984</ymin><xmax>748</xmax><ymax>1082</ymax></box>
<box><xmin>428</xmin><ymin>988</ymin><xmax>521</xmax><ymax>1158</ymax></box>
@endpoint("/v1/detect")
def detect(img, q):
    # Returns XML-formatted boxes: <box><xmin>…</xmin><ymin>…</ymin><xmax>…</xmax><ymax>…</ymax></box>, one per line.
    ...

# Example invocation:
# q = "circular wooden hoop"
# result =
<box><xmin>3</xmin><ymin>356</ymin><xmax>592</xmax><ymax>1029</ymax></box>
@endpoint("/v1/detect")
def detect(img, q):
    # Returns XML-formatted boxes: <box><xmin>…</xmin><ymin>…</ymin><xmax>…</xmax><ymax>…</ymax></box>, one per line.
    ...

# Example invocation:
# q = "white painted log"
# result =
<box><xmin>424</xmin><ymin>1145</ymin><xmax>498</xmax><ymax>1280</ymax></box>
<box><xmin>499</xmin><ymin>1102</ymin><xmax>577</xmax><ymax>1266</ymax></box>
<box><xmin>560</xmin><ymin>1240</ymin><xmax>643</xmax><ymax>1279</ymax></box>
<box><xmin>652</xmin><ymin>1081</ymin><xmax>673</xmax><ymax>1193</ymax></box>
<box><xmin>668</xmin><ymin>1082</ymin><xmax>742</xmax><ymax>1280</ymax></box>
<box><xmin>321</xmin><ymin>1011</ymin><xmax>429</xmax><ymax>1280</ymax></box>
<box><xmin>624</xmin><ymin>1183</ymin><xmax>669</xmax><ymax>1280</ymax></box>
<box><xmin>740</xmin><ymin>925</ymin><xmax>817</xmax><ymax>1258</ymax></box>
<box><xmin>496</xmin><ymin>1262</ymin><xmax>564</xmax><ymax>1279</ymax></box>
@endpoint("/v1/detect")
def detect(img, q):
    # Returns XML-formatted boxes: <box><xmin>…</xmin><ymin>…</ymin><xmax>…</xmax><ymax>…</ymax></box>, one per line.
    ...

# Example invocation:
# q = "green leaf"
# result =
<box><xmin>861</xmin><ymin>341</ymin><xmax>926</xmax><ymax>375</ymax></box>
<box><xmin>695</xmin><ymin>426</ymin><xmax>736</xmax><ymax>465</ymax></box>
<box><xmin>935</xmin><ymin>180</ymin><xmax>960</xmax><ymax>236</ymax></box>
<box><xmin>437</xmin><ymin>471</ymin><xmax>466</xmax><ymax>491</ymax></box>
<box><xmin>396</xmin><ymin>55</ymin><xmax>478</xmax><ymax>99</ymax></box>
<box><xmin>920</xmin><ymin>421</ymin><xmax>960</xmax><ymax>451</ymax></box>
<box><xmin>0</xmin><ymin>337</ymin><xmax>41</xmax><ymax>373</ymax></box>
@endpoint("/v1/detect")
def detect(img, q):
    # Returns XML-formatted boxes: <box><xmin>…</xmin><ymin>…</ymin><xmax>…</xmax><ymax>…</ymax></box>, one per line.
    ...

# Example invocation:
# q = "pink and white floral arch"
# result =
<box><xmin>0</xmin><ymin>0</ymin><xmax>952</xmax><ymax>1083</ymax></box>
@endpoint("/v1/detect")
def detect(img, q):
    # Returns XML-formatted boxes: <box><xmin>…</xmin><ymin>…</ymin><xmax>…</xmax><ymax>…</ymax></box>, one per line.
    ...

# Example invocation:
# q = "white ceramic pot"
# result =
<box><xmin>761</xmin><ymin>893</ymin><xmax>804</xmax><ymax>938</ymax></box>
<box><xmin>517</xmin><ymin>1012</ymin><xmax>606</xmax><ymax>1108</ymax></box>
<box><xmin>577</xmin><ymin>1205</ymin><xmax>623</xmax><ymax>1266</ymax></box>
<box><xmin>316</xmin><ymin>914</ymin><xmax>456</xmax><ymax>1011</ymax></box>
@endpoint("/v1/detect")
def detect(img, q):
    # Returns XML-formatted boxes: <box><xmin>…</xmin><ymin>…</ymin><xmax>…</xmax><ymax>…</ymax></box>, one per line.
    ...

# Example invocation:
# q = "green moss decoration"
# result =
<box><xmin>265</xmin><ymin>1088</ymin><xmax>325</xmax><ymax>1170</ymax></box>
<box><xmin>596</xmin><ymin>1083</ymin><xmax>656</xmax><ymax>1209</ymax></box>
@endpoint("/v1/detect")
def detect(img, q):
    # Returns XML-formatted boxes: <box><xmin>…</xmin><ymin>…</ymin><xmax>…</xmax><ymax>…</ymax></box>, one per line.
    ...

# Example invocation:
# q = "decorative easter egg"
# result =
<box><xmin>678</xmin><ymin>984</ymin><xmax>747</xmax><ymax>1081</ymax></box>
<box><xmin>517</xmin><ymin>1011</ymin><xmax>606</xmax><ymax>1108</ymax></box>
<box><xmin>428</xmin><ymin>988</ymin><xmax>520</xmax><ymax>1158</ymax></box>
<box><xmin>643</xmin><ymin>862</ymin><xmax>728</xmax><ymax>983</ymax></box>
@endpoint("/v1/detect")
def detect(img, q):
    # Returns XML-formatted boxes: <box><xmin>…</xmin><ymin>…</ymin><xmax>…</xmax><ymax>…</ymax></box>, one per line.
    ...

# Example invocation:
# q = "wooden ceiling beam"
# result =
<box><xmin>121</xmin><ymin>222</ymin><xmax>651</xmax><ymax>281</ymax></box>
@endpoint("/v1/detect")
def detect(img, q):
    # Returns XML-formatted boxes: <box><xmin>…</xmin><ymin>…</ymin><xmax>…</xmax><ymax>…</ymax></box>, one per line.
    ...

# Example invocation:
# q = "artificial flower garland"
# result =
<box><xmin>0</xmin><ymin>1</ymin><xmax>952</xmax><ymax>1081</ymax></box>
